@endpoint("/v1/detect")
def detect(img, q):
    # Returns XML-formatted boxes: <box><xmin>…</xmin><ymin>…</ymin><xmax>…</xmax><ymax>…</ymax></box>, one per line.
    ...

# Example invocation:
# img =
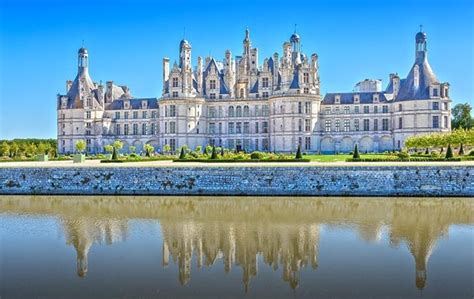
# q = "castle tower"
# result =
<box><xmin>415</xmin><ymin>26</ymin><xmax>427</xmax><ymax>63</ymax></box>
<box><xmin>179</xmin><ymin>39</ymin><xmax>193</xmax><ymax>94</ymax></box>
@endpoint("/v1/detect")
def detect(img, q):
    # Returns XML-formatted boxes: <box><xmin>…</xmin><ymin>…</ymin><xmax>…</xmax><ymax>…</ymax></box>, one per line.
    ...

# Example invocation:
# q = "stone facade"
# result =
<box><xmin>1</xmin><ymin>166</ymin><xmax>473</xmax><ymax>196</ymax></box>
<box><xmin>57</xmin><ymin>29</ymin><xmax>451</xmax><ymax>154</ymax></box>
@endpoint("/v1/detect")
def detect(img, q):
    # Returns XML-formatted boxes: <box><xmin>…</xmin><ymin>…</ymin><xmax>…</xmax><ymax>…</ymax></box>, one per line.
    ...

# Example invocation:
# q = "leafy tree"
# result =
<box><xmin>0</xmin><ymin>142</ymin><xmax>10</xmax><ymax>157</ymax></box>
<box><xmin>205</xmin><ymin>145</ymin><xmax>213</xmax><ymax>155</ymax></box>
<box><xmin>179</xmin><ymin>147</ymin><xmax>186</xmax><ymax>159</ymax></box>
<box><xmin>353</xmin><ymin>144</ymin><xmax>360</xmax><ymax>159</ymax></box>
<box><xmin>129</xmin><ymin>146</ymin><xmax>136</xmax><ymax>154</ymax></box>
<box><xmin>75</xmin><ymin>140</ymin><xmax>86</xmax><ymax>154</ymax></box>
<box><xmin>37</xmin><ymin>143</ymin><xmax>47</xmax><ymax>155</ymax></box>
<box><xmin>445</xmin><ymin>144</ymin><xmax>454</xmax><ymax>159</ymax></box>
<box><xmin>113</xmin><ymin>140</ymin><xmax>123</xmax><ymax>151</ymax></box>
<box><xmin>451</xmin><ymin>103</ymin><xmax>473</xmax><ymax>129</ymax></box>
<box><xmin>210</xmin><ymin>146</ymin><xmax>218</xmax><ymax>159</ymax></box>
<box><xmin>10</xmin><ymin>142</ymin><xmax>19</xmax><ymax>157</ymax></box>
<box><xmin>144</xmin><ymin>144</ymin><xmax>154</xmax><ymax>157</ymax></box>
<box><xmin>195</xmin><ymin>145</ymin><xmax>202</xmax><ymax>153</ymax></box>
<box><xmin>163</xmin><ymin>144</ymin><xmax>171</xmax><ymax>155</ymax></box>
<box><xmin>295</xmin><ymin>145</ymin><xmax>303</xmax><ymax>159</ymax></box>
<box><xmin>104</xmin><ymin>145</ymin><xmax>114</xmax><ymax>153</ymax></box>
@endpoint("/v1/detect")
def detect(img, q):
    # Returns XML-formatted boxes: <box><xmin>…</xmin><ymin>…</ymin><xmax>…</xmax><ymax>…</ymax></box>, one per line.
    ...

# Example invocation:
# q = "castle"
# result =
<box><xmin>57</xmin><ymin>29</ymin><xmax>451</xmax><ymax>154</ymax></box>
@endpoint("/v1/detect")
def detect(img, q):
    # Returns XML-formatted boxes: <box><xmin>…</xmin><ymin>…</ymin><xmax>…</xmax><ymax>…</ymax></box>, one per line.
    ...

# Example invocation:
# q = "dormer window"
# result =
<box><xmin>335</xmin><ymin>95</ymin><xmax>341</xmax><ymax>104</ymax></box>
<box><xmin>373</xmin><ymin>94</ymin><xmax>379</xmax><ymax>102</ymax></box>
<box><xmin>209</xmin><ymin>79</ymin><xmax>216</xmax><ymax>90</ymax></box>
<box><xmin>142</xmin><ymin>101</ymin><xmax>147</xmax><ymax>109</ymax></box>
<box><xmin>172</xmin><ymin>77</ymin><xmax>179</xmax><ymax>88</ymax></box>
<box><xmin>353</xmin><ymin>94</ymin><xmax>360</xmax><ymax>103</ymax></box>
<box><xmin>303</xmin><ymin>73</ymin><xmax>309</xmax><ymax>83</ymax></box>
<box><xmin>124</xmin><ymin>101</ymin><xmax>130</xmax><ymax>109</ymax></box>
<box><xmin>262</xmin><ymin>77</ymin><xmax>269</xmax><ymax>88</ymax></box>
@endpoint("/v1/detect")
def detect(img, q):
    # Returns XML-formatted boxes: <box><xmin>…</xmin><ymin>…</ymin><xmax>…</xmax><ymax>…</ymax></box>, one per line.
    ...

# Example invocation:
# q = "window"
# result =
<box><xmin>142</xmin><ymin>123</ymin><xmax>147</xmax><ymax>135</ymax></box>
<box><xmin>354</xmin><ymin>106</ymin><xmax>360</xmax><ymax>114</ymax></box>
<box><xmin>164</xmin><ymin>122</ymin><xmax>168</xmax><ymax>133</ymax></box>
<box><xmin>209</xmin><ymin>93</ymin><xmax>216</xmax><ymax>99</ymax></box>
<box><xmin>255</xmin><ymin>122</ymin><xmax>259</xmax><ymax>133</ymax></box>
<box><xmin>344</xmin><ymin>106</ymin><xmax>350</xmax><ymax>114</ymax></box>
<box><xmin>86</xmin><ymin>111</ymin><xmax>91</xmax><ymax>119</ymax></box>
<box><xmin>151</xmin><ymin>123</ymin><xmax>157</xmax><ymax>135</ymax></box>
<box><xmin>262</xmin><ymin>106</ymin><xmax>269</xmax><ymax>116</ymax></box>
<box><xmin>444</xmin><ymin>116</ymin><xmax>448</xmax><ymax>128</ymax></box>
<box><xmin>262</xmin><ymin>77</ymin><xmax>269</xmax><ymax>88</ymax></box>
<box><xmin>124</xmin><ymin>111</ymin><xmax>129</xmax><ymax>119</ymax></box>
<box><xmin>86</xmin><ymin>98</ymin><xmax>92</xmax><ymax>107</ymax></box>
<box><xmin>86</xmin><ymin>122</ymin><xmax>92</xmax><ymax>129</ymax></box>
<box><xmin>374</xmin><ymin>106</ymin><xmax>378</xmax><ymax>114</ymax></box>
<box><xmin>236</xmin><ymin>106</ymin><xmax>242</xmax><ymax>117</ymax></box>
<box><xmin>228</xmin><ymin>106</ymin><xmax>235</xmax><ymax>117</ymax></box>
<box><xmin>209</xmin><ymin>107</ymin><xmax>216</xmax><ymax>118</ymax></box>
<box><xmin>398</xmin><ymin>117</ymin><xmax>403</xmax><ymax>129</ymax></box>
<box><xmin>240</xmin><ymin>88</ymin><xmax>245</xmax><ymax>98</ymax></box>
<box><xmin>304</xmin><ymin>88</ymin><xmax>309</xmax><ymax>94</ymax></box>
<box><xmin>382</xmin><ymin>105</ymin><xmax>388</xmax><ymax>113</ymax></box>
<box><xmin>243</xmin><ymin>106</ymin><xmax>250</xmax><ymax>117</ymax></box>
<box><xmin>335</xmin><ymin>119</ymin><xmax>340</xmax><ymax>132</ymax></box>
<box><xmin>354</xmin><ymin>119</ymin><xmax>360</xmax><ymax>131</ymax></box>
<box><xmin>209</xmin><ymin>79</ymin><xmax>216</xmax><ymax>90</ymax></box>
<box><xmin>298</xmin><ymin>102</ymin><xmax>302</xmax><ymax>114</ymax></box>
<box><xmin>432</xmin><ymin>102</ymin><xmax>439</xmax><ymax>110</ymax></box>
<box><xmin>143</xmin><ymin>111</ymin><xmax>148</xmax><ymax>119</ymax></box>
<box><xmin>443</xmin><ymin>102</ymin><xmax>448</xmax><ymax>110</ymax></box>
<box><xmin>228</xmin><ymin>139</ymin><xmax>235</xmax><ymax>149</ymax></box>
<box><xmin>169</xmin><ymin>121</ymin><xmax>176</xmax><ymax>133</ymax></box>
<box><xmin>172</xmin><ymin>77</ymin><xmax>178</xmax><ymax>87</ymax></box>
<box><xmin>363</xmin><ymin>106</ymin><xmax>369</xmax><ymax>114</ymax></box>
<box><xmin>85</xmin><ymin>130</ymin><xmax>91</xmax><ymax>135</ymax></box>
<box><xmin>325</xmin><ymin>120</ymin><xmax>331</xmax><ymax>132</ymax></box>
<box><xmin>262</xmin><ymin>138</ymin><xmax>269</xmax><ymax>151</ymax></box>
<box><xmin>374</xmin><ymin>119</ymin><xmax>378</xmax><ymax>131</ymax></box>
<box><xmin>305</xmin><ymin>137</ymin><xmax>311</xmax><ymax>150</ymax></box>
<box><xmin>262</xmin><ymin>121</ymin><xmax>268</xmax><ymax>133</ymax></box>
<box><xmin>298</xmin><ymin>119</ymin><xmax>303</xmax><ymax>132</ymax></box>
<box><xmin>262</xmin><ymin>91</ymin><xmax>269</xmax><ymax>98</ymax></box>
<box><xmin>132</xmin><ymin>123</ymin><xmax>138</xmax><ymax>135</ymax></box>
<box><xmin>236</xmin><ymin>122</ymin><xmax>242</xmax><ymax>134</ymax></box>
<box><xmin>255</xmin><ymin>139</ymin><xmax>259</xmax><ymax>151</ymax></box>
<box><xmin>325</xmin><ymin>107</ymin><xmax>331</xmax><ymax>114</ymax></box>
<box><xmin>382</xmin><ymin>118</ymin><xmax>389</xmax><ymax>131</ymax></box>
<box><xmin>133</xmin><ymin>111</ymin><xmax>138</xmax><ymax>119</ymax></box>
<box><xmin>228</xmin><ymin>122</ymin><xmax>234</xmax><ymax>134</ymax></box>
<box><xmin>344</xmin><ymin>119</ymin><xmax>350</xmax><ymax>131</ymax></box>
<box><xmin>398</xmin><ymin>104</ymin><xmax>403</xmax><ymax>111</ymax></box>
<box><xmin>124</xmin><ymin>124</ymin><xmax>129</xmax><ymax>135</ymax></box>
<box><xmin>169</xmin><ymin>139</ymin><xmax>176</xmax><ymax>152</ymax></box>
<box><xmin>305</xmin><ymin>119</ymin><xmax>311</xmax><ymax>132</ymax></box>
<box><xmin>169</xmin><ymin>105</ymin><xmax>176</xmax><ymax>117</ymax></box>
<box><xmin>115</xmin><ymin>112</ymin><xmax>120</xmax><ymax>119</ymax></box>
<box><xmin>363</xmin><ymin>119</ymin><xmax>370</xmax><ymax>131</ymax></box>
<box><xmin>303</xmin><ymin>73</ymin><xmax>309</xmax><ymax>83</ymax></box>
<box><xmin>172</xmin><ymin>91</ymin><xmax>178</xmax><ymax>98</ymax></box>
<box><xmin>243</xmin><ymin>122</ymin><xmax>250</xmax><ymax>134</ymax></box>
<box><xmin>305</xmin><ymin>102</ymin><xmax>311</xmax><ymax>114</ymax></box>
<box><xmin>209</xmin><ymin>123</ymin><xmax>216</xmax><ymax>134</ymax></box>
<box><xmin>116</xmin><ymin>124</ymin><xmax>121</xmax><ymax>134</ymax></box>
<box><xmin>335</xmin><ymin>107</ymin><xmax>340</xmax><ymax>114</ymax></box>
<box><xmin>433</xmin><ymin>88</ymin><xmax>438</xmax><ymax>97</ymax></box>
<box><xmin>432</xmin><ymin>116</ymin><xmax>439</xmax><ymax>128</ymax></box>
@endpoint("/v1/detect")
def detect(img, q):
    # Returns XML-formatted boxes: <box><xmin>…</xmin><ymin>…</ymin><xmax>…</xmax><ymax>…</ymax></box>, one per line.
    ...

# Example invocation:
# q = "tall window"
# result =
<box><xmin>255</xmin><ymin>122</ymin><xmax>259</xmax><ymax>133</ymax></box>
<box><xmin>304</xmin><ymin>102</ymin><xmax>311</xmax><ymax>114</ymax></box>
<box><xmin>243</xmin><ymin>122</ymin><xmax>250</xmax><ymax>134</ymax></box>
<box><xmin>298</xmin><ymin>102</ymin><xmax>302</xmax><ymax>114</ymax></box>
<box><xmin>444</xmin><ymin>116</ymin><xmax>448</xmax><ymax>128</ymax></box>
<box><xmin>354</xmin><ymin>119</ymin><xmax>359</xmax><ymax>131</ymax></box>
<box><xmin>374</xmin><ymin>119</ymin><xmax>378</xmax><ymax>131</ymax></box>
<box><xmin>354</xmin><ymin>106</ymin><xmax>360</xmax><ymax>114</ymax></box>
<box><xmin>133</xmin><ymin>123</ymin><xmax>138</xmax><ymax>135</ymax></box>
<box><xmin>209</xmin><ymin>107</ymin><xmax>216</xmax><ymax>118</ymax></box>
<box><xmin>152</xmin><ymin>111</ymin><xmax>157</xmax><ymax>118</ymax></box>
<box><xmin>335</xmin><ymin>119</ymin><xmax>340</xmax><ymax>132</ymax></box>
<box><xmin>169</xmin><ymin>139</ymin><xmax>176</xmax><ymax>152</ymax></box>
<box><xmin>236</xmin><ymin>122</ymin><xmax>242</xmax><ymax>134</ymax></box>
<box><xmin>432</xmin><ymin>116</ymin><xmax>439</xmax><ymax>128</ymax></box>
<box><xmin>298</xmin><ymin>119</ymin><xmax>303</xmax><ymax>132</ymax></box>
<box><xmin>262</xmin><ymin>77</ymin><xmax>269</xmax><ymax>88</ymax></box>
<box><xmin>116</xmin><ymin>124</ymin><xmax>121</xmax><ymax>135</ymax></box>
<box><xmin>363</xmin><ymin>106</ymin><xmax>370</xmax><ymax>114</ymax></box>
<box><xmin>218</xmin><ymin>122</ymin><xmax>222</xmax><ymax>134</ymax></box>
<box><xmin>305</xmin><ymin>119</ymin><xmax>311</xmax><ymax>132</ymax></box>
<box><xmin>172</xmin><ymin>91</ymin><xmax>178</xmax><ymax>98</ymax></box>
<box><xmin>115</xmin><ymin>112</ymin><xmax>120</xmax><ymax>119</ymax></box>
<box><xmin>363</xmin><ymin>119</ymin><xmax>370</xmax><ymax>131</ymax></box>
<box><xmin>432</xmin><ymin>102</ymin><xmax>439</xmax><ymax>110</ymax></box>
<box><xmin>240</xmin><ymin>88</ymin><xmax>245</xmax><ymax>98</ymax></box>
<box><xmin>151</xmin><ymin>123</ymin><xmax>156</xmax><ymax>135</ymax></box>
<box><xmin>382</xmin><ymin>118</ymin><xmax>389</xmax><ymax>131</ymax></box>
<box><xmin>325</xmin><ymin>120</ymin><xmax>331</xmax><ymax>132</ymax></box>
<box><xmin>236</xmin><ymin>106</ymin><xmax>242</xmax><ymax>117</ymax></box>
<box><xmin>262</xmin><ymin>92</ymin><xmax>269</xmax><ymax>98</ymax></box>
<box><xmin>228</xmin><ymin>122</ymin><xmax>234</xmax><ymax>134</ymax></box>
<box><xmin>124</xmin><ymin>124</ymin><xmax>129</xmax><ymax>135</ymax></box>
<box><xmin>262</xmin><ymin>106</ymin><xmax>269</xmax><ymax>116</ymax></box>
<box><xmin>344</xmin><ymin>106</ymin><xmax>350</xmax><ymax>114</ymax></box>
<box><xmin>303</xmin><ymin>73</ymin><xmax>309</xmax><ymax>83</ymax></box>
<box><xmin>169</xmin><ymin>121</ymin><xmax>176</xmax><ymax>134</ymax></box>
<box><xmin>344</xmin><ymin>119</ymin><xmax>350</xmax><ymax>131</ymax></box>
<box><xmin>142</xmin><ymin>123</ymin><xmax>147</xmax><ymax>135</ymax></box>
<box><xmin>398</xmin><ymin>117</ymin><xmax>403</xmax><ymax>129</ymax></box>
<box><xmin>209</xmin><ymin>79</ymin><xmax>216</xmax><ymax>90</ymax></box>
<box><xmin>262</xmin><ymin>121</ymin><xmax>268</xmax><ymax>133</ymax></box>
<box><xmin>374</xmin><ymin>106</ymin><xmax>378</xmax><ymax>114</ymax></box>
<box><xmin>243</xmin><ymin>106</ymin><xmax>250</xmax><ymax>117</ymax></box>
<box><xmin>169</xmin><ymin>105</ymin><xmax>176</xmax><ymax>117</ymax></box>
<box><xmin>228</xmin><ymin>106</ymin><xmax>235</xmax><ymax>117</ymax></box>
<box><xmin>382</xmin><ymin>105</ymin><xmax>388</xmax><ymax>113</ymax></box>
<box><xmin>305</xmin><ymin>137</ymin><xmax>311</xmax><ymax>150</ymax></box>
<box><xmin>399</xmin><ymin>104</ymin><xmax>403</xmax><ymax>111</ymax></box>
<box><xmin>86</xmin><ymin>111</ymin><xmax>91</xmax><ymax>119</ymax></box>
<box><xmin>209</xmin><ymin>123</ymin><xmax>216</xmax><ymax>134</ymax></box>
<box><xmin>172</xmin><ymin>77</ymin><xmax>178</xmax><ymax>87</ymax></box>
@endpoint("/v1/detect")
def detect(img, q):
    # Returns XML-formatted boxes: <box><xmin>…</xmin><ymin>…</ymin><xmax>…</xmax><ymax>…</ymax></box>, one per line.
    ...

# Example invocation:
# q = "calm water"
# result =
<box><xmin>1</xmin><ymin>196</ymin><xmax>473</xmax><ymax>299</ymax></box>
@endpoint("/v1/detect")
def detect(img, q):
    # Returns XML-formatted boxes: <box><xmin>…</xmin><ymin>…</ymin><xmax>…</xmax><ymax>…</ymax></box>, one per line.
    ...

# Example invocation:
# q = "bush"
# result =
<box><xmin>353</xmin><ymin>144</ymin><xmax>360</xmax><ymax>159</ymax></box>
<box><xmin>469</xmin><ymin>150</ymin><xmax>474</xmax><ymax>156</ymax></box>
<box><xmin>250</xmin><ymin>151</ymin><xmax>265</xmax><ymax>160</ymax></box>
<box><xmin>210</xmin><ymin>146</ymin><xmax>218</xmax><ymax>159</ymax></box>
<box><xmin>397</xmin><ymin>150</ymin><xmax>410</xmax><ymax>159</ymax></box>
<box><xmin>179</xmin><ymin>147</ymin><xmax>186</xmax><ymax>160</ymax></box>
<box><xmin>295</xmin><ymin>145</ymin><xmax>303</xmax><ymax>159</ymax></box>
<box><xmin>445</xmin><ymin>144</ymin><xmax>454</xmax><ymax>159</ymax></box>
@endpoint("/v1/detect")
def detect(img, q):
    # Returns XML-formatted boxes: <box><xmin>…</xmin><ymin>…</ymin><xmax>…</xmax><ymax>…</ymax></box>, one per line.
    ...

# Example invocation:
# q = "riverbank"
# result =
<box><xmin>0</xmin><ymin>161</ymin><xmax>473</xmax><ymax>196</ymax></box>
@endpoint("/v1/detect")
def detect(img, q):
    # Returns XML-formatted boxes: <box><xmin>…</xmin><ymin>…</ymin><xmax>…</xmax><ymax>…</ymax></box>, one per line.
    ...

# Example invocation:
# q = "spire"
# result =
<box><xmin>415</xmin><ymin>25</ymin><xmax>427</xmax><ymax>63</ymax></box>
<box><xmin>243</xmin><ymin>27</ymin><xmax>251</xmax><ymax>55</ymax></box>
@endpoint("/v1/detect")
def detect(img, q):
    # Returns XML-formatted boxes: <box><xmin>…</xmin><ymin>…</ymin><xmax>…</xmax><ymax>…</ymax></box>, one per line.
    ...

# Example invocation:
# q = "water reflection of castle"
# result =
<box><xmin>1</xmin><ymin>196</ymin><xmax>471</xmax><ymax>290</ymax></box>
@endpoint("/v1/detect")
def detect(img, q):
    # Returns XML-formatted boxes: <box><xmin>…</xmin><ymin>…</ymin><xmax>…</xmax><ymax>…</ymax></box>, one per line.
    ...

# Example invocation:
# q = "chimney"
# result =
<box><xmin>66</xmin><ymin>80</ymin><xmax>73</xmax><ymax>92</ymax></box>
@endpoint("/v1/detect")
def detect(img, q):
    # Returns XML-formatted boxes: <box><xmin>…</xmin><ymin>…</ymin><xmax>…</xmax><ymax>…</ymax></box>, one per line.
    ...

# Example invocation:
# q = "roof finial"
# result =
<box><xmin>419</xmin><ymin>24</ymin><xmax>423</xmax><ymax>32</ymax></box>
<box><xmin>82</xmin><ymin>39</ymin><xmax>84</xmax><ymax>47</ymax></box>
<box><xmin>294</xmin><ymin>23</ymin><xmax>297</xmax><ymax>33</ymax></box>
<box><xmin>183</xmin><ymin>27</ymin><xmax>186</xmax><ymax>39</ymax></box>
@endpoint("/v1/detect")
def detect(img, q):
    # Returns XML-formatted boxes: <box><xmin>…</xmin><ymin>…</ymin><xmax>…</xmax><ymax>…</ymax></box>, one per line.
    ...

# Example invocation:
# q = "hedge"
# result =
<box><xmin>100</xmin><ymin>157</ymin><xmax>174</xmax><ymax>163</ymax></box>
<box><xmin>173</xmin><ymin>159</ymin><xmax>311</xmax><ymax>163</ymax></box>
<box><xmin>346</xmin><ymin>158</ymin><xmax>461</xmax><ymax>162</ymax></box>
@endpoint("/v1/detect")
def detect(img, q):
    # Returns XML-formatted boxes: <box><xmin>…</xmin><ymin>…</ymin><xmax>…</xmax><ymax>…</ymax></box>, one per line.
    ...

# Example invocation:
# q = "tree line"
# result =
<box><xmin>0</xmin><ymin>139</ymin><xmax>56</xmax><ymax>158</ymax></box>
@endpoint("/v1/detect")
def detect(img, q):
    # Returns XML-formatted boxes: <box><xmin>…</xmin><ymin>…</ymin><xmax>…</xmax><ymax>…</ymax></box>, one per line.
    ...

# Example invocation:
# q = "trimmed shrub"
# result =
<box><xmin>445</xmin><ymin>144</ymin><xmax>454</xmax><ymax>159</ymax></box>
<box><xmin>250</xmin><ymin>151</ymin><xmax>265</xmax><ymax>160</ymax></box>
<box><xmin>295</xmin><ymin>145</ymin><xmax>303</xmax><ymax>159</ymax></box>
<box><xmin>397</xmin><ymin>150</ymin><xmax>410</xmax><ymax>159</ymax></box>
<box><xmin>210</xmin><ymin>146</ymin><xmax>218</xmax><ymax>159</ymax></box>
<box><xmin>459</xmin><ymin>143</ymin><xmax>464</xmax><ymax>155</ymax></box>
<box><xmin>352</xmin><ymin>144</ymin><xmax>360</xmax><ymax>159</ymax></box>
<box><xmin>469</xmin><ymin>150</ymin><xmax>474</xmax><ymax>156</ymax></box>
<box><xmin>179</xmin><ymin>147</ymin><xmax>186</xmax><ymax>160</ymax></box>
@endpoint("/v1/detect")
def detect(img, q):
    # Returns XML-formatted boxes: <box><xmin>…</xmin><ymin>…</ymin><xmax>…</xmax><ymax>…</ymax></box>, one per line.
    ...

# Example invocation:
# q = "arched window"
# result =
<box><xmin>228</xmin><ymin>106</ymin><xmax>235</xmax><ymax>117</ymax></box>
<box><xmin>236</xmin><ymin>106</ymin><xmax>242</xmax><ymax>117</ymax></box>
<box><xmin>240</xmin><ymin>88</ymin><xmax>245</xmax><ymax>98</ymax></box>
<box><xmin>243</xmin><ymin>105</ymin><xmax>250</xmax><ymax>117</ymax></box>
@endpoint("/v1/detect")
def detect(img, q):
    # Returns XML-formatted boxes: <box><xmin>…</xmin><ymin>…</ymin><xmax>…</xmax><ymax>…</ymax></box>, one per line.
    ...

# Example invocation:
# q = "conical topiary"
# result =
<box><xmin>445</xmin><ymin>144</ymin><xmax>453</xmax><ymax>159</ymax></box>
<box><xmin>221</xmin><ymin>147</ymin><xmax>225</xmax><ymax>156</ymax></box>
<box><xmin>179</xmin><ymin>147</ymin><xmax>186</xmax><ymax>160</ymax></box>
<box><xmin>112</xmin><ymin>147</ymin><xmax>117</xmax><ymax>160</ymax></box>
<box><xmin>353</xmin><ymin>144</ymin><xmax>360</xmax><ymax>159</ymax></box>
<box><xmin>295</xmin><ymin>145</ymin><xmax>303</xmax><ymax>159</ymax></box>
<box><xmin>211</xmin><ymin>146</ymin><xmax>218</xmax><ymax>159</ymax></box>
<box><xmin>459</xmin><ymin>143</ymin><xmax>464</xmax><ymax>155</ymax></box>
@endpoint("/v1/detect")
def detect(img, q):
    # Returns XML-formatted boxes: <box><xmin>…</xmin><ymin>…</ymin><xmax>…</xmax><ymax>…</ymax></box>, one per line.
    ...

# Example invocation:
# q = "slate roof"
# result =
<box><xmin>323</xmin><ymin>92</ymin><xmax>389</xmax><ymax>105</ymax></box>
<box><xmin>395</xmin><ymin>56</ymin><xmax>439</xmax><ymax>101</ymax></box>
<box><xmin>106</xmin><ymin>98</ymin><xmax>158</xmax><ymax>110</ymax></box>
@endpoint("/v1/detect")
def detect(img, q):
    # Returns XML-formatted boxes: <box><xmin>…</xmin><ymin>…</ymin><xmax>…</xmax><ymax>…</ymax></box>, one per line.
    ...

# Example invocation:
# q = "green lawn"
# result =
<box><xmin>304</xmin><ymin>154</ymin><xmax>388</xmax><ymax>162</ymax></box>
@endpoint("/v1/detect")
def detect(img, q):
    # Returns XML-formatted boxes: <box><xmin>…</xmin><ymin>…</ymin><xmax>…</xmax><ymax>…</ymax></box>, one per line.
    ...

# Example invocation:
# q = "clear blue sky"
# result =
<box><xmin>0</xmin><ymin>0</ymin><xmax>472</xmax><ymax>139</ymax></box>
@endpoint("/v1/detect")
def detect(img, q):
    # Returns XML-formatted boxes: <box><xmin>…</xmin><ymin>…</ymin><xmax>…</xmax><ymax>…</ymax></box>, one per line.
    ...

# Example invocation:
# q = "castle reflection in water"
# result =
<box><xmin>1</xmin><ymin>196</ymin><xmax>472</xmax><ymax>291</ymax></box>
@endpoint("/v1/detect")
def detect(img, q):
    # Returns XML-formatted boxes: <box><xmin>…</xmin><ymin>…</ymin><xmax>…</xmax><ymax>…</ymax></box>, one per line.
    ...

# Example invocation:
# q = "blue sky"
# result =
<box><xmin>0</xmin><ymin>0</ymin><xmax>472</xmax><ymax>139</ymax></box>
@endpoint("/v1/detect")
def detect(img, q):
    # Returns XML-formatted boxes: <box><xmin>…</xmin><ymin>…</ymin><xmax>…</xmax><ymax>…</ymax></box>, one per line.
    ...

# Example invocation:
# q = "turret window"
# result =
<box><xmin>303</xmin><ymin>73</ymin><xmax>309</xmax><ymax>83</ymax></box>
<box><xmin>262</xmin><ymin>92</ymin><xmax>269</xmax><ymax>98</ymax></box>
<box><xmin>210</xmin><ymin>80</ymin><xmax>216</xmax><ymax>90</ymax></box>
<box><xmin>172</xmin><ymin>92</ymin><xmax>178</xmax><ymax>98</ymax></box>
<box><xmin>209</xmin><ymin>93</ymin><xmax>216</xmax><ymax>99</ymax></box>
<box><xmin>172</xmin><ymin>77</ymin><xmax>179</xmax><ymax>88</ymax></box>
<box><xmin>262</xmin><ymin>78</ymin><xmax>269</xmax><ymax>88</ymax></box>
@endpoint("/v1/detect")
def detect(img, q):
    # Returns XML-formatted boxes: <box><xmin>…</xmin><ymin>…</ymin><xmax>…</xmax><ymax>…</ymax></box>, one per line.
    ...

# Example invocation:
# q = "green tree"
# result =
<box><xmin>451</xmin><ymin>103</ymin><xmax>473</xmax><ymax>129</ymax></box>
<box><xmin>104</xmin><ymin>145</ymin><xmax>114</xmax><ymax>154</ymax></box>
<box><xmin>163</xmin><ymin>144</ymin><xmax>171</xmax><ymax>155</ymax></box>
<box><xmin>10</xmin><ymin>142</ymin><xmax>19</xmax><ymax>157</ymax></box>
<box><xmin>111</xmin><ymin>140</ymin><xmax>123</xmax><ymax>160</ymax></box>
<box><xmin>353</xmin><ymin>144</ymin><xmax>360</xmax><ymax>159</ymax></box>
<box><xmin>295</xmin><ymin>145</ymin><xmax>303</xmax><ymax>159</ymax></box>
<box><xmin>445</xmin><ymin>144</ymin><xmax>454</xmax><ymax>159</ymax></box>
<box><xmin>75</xmin><ymin>140</ymin><xmax>86</xmax><ymax>154</ymax></box>
<box><xmin>195</xmin><ymin>145</ymin><xmax>202</xmax><ymax>153</ymax></box>
<box><xmin>129</xmin><ymin>146</ymin><xmax>136</xmax><ymax>154</ymax></box>
<box><xmin>144</xmin><ymin>144</ymin><xmax>154</xmax><ymax>157</ymax></box>
<box><xmin>0</xmin><ymin>142</ymin><xmax>10</xmax><ymax>157</ymax></box>
<box><xmin>36</xmin><ymin>143</ymin><xmax>47</xmax><ymax>155</ymax></box>
<box><xmin>205</xmin><ymin>145</ymin><xmax>213</xmax><ymax>155</ymax></box>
